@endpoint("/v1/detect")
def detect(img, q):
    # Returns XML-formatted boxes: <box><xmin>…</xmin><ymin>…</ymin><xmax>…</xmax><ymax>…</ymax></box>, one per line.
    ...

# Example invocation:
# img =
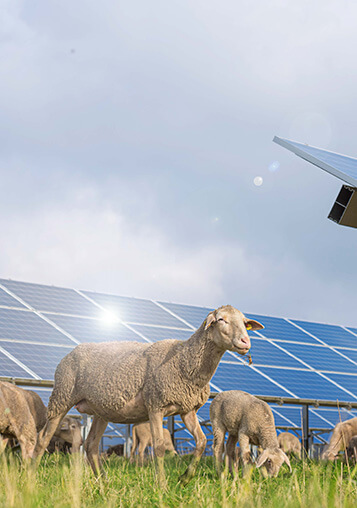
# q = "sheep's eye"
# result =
<box><xmin>217</xmin><ymin>318</ymin><xmax>226</xmax><ymax>323</ymax></box>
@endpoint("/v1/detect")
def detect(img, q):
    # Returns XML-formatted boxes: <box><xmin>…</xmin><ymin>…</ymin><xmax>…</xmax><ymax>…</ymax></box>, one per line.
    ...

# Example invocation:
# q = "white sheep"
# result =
<box><xmin>33</xmin><ymin>305</ymin><xmax>263</xmax><ymax>485</ymax></box>
<box><xmin>210</xmin><ymin>390</ymin><xmax>291</xmax><ymax>477</ymax></box>
<box><xmin>129</xmin><ymin>422</ymin><xmax>177</xmax><ymax>465</ymax></box>
<box><xmin>278</xmin><ymin>432</ymin><xmax>302</xmax><ymax>459</ymax></box>
<box><xmin>322</xmin><ymin>417</ymin><xmax>357</xmax><ymax>461</ymax></box>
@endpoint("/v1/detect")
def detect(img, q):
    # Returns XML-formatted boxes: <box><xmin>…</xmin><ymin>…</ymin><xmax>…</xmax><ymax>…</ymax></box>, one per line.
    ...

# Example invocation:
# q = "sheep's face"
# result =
<box><xmin>256</xmin><ymin>447</ymin><xmax>292</xmax><ymax>477</ymax></box>
<box><xmin>205</xmin><ymin>305</ymin><xmax>264</xmax><ymax>356</ymax></box>
<box><xmin>57</xmin><ymin>418</ymin><xmax>83</xmax><ymax>450</ymax></box>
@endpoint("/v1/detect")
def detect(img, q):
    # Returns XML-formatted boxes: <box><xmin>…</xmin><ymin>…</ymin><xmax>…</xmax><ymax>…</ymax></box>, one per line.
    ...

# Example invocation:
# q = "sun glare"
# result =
<box><xmin>101</xmin><ymin>310</ymin><xmax>120</xmax><ymax>326</ymax></box>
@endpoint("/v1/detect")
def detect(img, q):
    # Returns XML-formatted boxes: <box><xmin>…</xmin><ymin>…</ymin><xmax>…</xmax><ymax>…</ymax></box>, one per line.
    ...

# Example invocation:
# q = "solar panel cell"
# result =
<box><xmin>292</xmin><ymin>320</ymin><xmax>357</xmax><ymax>349</ymax></box>
<box><xmin>157</xmin><ymin>301</ymin><xmax>213</xmax><ymax>329</ymax></box>
<box><xmin>0</xmin><ymin>342</ymin><xmax>73</xmax><ymax>380</ymax></box>
<box><xmin>247</xmin><ymin>314</ymin><xmax>319</xmax><ymax>344</ymax></box>
<box><xmin>0</xmin><ymin>279</ymin><xmax>99</xmax><ymax>317</ymax></box>
<box><xmin>0</xmin><ymin>349</ymin><xmax>35</xmax><ymax>378</ymax></box>
<box><xmin>249</xmin><ymin>339</ymin><xmax>305</xmax><ymax>369</ymax></box>
<box><xmin>129</xmin><ymin>325</ymin><xmax>193</xmax><ymax>342</ymax></box>
<box><xmin>323</xmin><ymin>373</ymin><xmax>357</xmax><ymax>398</ymax></box>
<box><xmin>44</xmin><ymin>314</ymin><xmax>143</xmax><ymax>343</ymax></box>
<box><xmin>0</xmin><ymin>308</ymin><xmax>76</xmax><ymax>346</ymax></box>
<box><xmin>279</xmin><ymin>343</ymin><xmax>356</xmax><ymax>373</ymax></box>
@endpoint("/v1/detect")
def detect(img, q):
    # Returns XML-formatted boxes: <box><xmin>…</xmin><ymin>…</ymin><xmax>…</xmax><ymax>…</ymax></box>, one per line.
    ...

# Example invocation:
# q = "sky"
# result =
<box><xmin>1</xmin><ymin>0</ymin><xmax>357</xmax><ymax>326</ymax></box>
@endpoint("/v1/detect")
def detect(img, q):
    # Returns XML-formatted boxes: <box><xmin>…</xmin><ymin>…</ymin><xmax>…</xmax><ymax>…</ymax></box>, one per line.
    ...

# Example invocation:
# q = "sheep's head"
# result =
<box><xmin>204</xmin><ymin>305</ymin><xmax>263</xmax><ymax>356</ymax></box>
<box><xmin>256</xmin><ymin>447</ymin><xmax>292</xmax><ymax>477</ymax></box>
<box><xmin>57</xmin><ymin>417</ymin><xmax>83</xmax><ymax>452</ymax></box>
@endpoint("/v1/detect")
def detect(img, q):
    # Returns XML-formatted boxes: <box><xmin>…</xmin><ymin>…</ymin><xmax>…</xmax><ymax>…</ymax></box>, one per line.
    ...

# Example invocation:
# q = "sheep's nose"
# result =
<box><xmin>241</xmin><ymin>335</ymin><xmax>250</xmax><ymax>348</ymax></box>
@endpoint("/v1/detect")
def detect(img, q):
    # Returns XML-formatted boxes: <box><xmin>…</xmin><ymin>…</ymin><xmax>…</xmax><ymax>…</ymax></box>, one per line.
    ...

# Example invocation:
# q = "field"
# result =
<box><xmin>0</xmin><ymin>453</ymin><xmax>356</xmax><ymax>508</ymax></box>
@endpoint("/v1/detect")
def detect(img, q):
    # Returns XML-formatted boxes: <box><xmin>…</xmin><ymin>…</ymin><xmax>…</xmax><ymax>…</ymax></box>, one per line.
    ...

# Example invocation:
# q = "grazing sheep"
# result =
<box><xmin>347</xmin><ymin>435</ymin><xmax>357</xmax><ymax>463</ymax></box>
<box><xmin>0</xmin><ymin>381</ymin><xmax>82</xmax><ymax>459</ymax></box>
<box><xmin>129</xmin><ymin>422</ymin><xmax>177</xmax><ymax>465</ymax></box>
<box><xmin>278</xmin><ymin>432</ymin><xmax>302</xmax><ymax>459</ymax></box>
<box><xmin>210</xmin><ymin>390</ymin><xmax>291</xmax><ymax>477</ymax></box>
<box><xmin>322</xmin><ymin>417</ymin><xmax>357</xmax><ymax>461</ymax></box>
<box><xmin>33</xmin><ymin>305</ymin><xmax>263</xmax><ymax>485</ymax></box>
<box><xmin>47</xmin><ymin>416</ymin><xmax>83</xmax><ymax>454</ymax></box>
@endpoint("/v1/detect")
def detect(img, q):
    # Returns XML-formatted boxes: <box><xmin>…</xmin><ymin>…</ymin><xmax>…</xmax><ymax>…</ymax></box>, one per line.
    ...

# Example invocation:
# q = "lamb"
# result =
<box><xmin>129</xmin><ymin>422</ymin><xmax>177</xmax><ymax>465</ymax></box>
<box><xmin>278</xmin><ymin>432</ymin><xmax>302</xmax><ymax>459</ymax></box>
<box><xmin>210</xmin><ymin>390</ymin><xmax>291</xmax><ymax>477</ymax></box>
<box><xmin>0</xmin><ymin>381</ymin><xmax>82</xmax><ymax>458</ymax></box>
<box><xmin>32</xmin><ymin>305</ymin><xmax>263</xmax><ymax>485</ymax></box>
<box><xmin>322</xmin><ymin>417</ymin><xmax>357</xmax><ymax>461</ymax></box>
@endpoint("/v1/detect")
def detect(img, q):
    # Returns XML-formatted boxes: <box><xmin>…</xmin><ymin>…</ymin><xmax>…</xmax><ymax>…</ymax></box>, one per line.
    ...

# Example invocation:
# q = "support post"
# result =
<box><xmin>302</xmin><ymin>404</ymin><xmax>309</xmax><ymax>458</ymax></box>
<box><xmin>168</xmin><ymin>416</ymin><xmax>175</xmax><ymax>449</ymax></box>
<box><xmin>124</xmin><ymin>424</ymin><xmax>131</xmax><ymax>458</ymax></box>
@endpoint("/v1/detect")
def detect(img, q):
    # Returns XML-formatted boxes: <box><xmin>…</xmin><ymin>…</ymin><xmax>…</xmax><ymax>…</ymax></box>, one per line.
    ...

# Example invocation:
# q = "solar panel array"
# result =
<box><xmin>273</xmin><ymin>136</ymin><xmax>357</xmax><ymax>187</ymax></box>
<box><xmin>0</xmin><ymin>278</ymin><xmax>356</xmax><ymax>446</ymax></box>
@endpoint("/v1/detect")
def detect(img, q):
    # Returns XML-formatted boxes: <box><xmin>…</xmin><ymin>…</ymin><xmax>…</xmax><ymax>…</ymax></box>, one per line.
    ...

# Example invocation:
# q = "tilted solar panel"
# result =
<box><xmin>273</xmin><ymin>136</ymin><xmax>357</xmax><ymax>187</ymax></box>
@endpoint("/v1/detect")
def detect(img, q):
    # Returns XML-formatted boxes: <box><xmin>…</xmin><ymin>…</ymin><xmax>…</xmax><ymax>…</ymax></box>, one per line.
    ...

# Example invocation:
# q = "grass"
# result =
<box><xmin>0</xmin><ymin>453</ymin><xmax>356</xmax><ymax>508</ymax></box>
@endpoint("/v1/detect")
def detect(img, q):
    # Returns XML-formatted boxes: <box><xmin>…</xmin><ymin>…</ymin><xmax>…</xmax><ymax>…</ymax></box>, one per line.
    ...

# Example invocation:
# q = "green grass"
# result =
<box><xmin>0</xmin><ymin>453</ymin><xmax>356</xmax><ymax>508</ymax></box>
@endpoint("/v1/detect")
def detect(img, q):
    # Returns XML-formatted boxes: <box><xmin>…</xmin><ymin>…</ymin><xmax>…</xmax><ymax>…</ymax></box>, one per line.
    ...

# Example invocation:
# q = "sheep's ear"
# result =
<box><xmin>282</xmin><ymin>451</ymin><xmax>292</xmax><ymax>472</ymax></box>
<box><xmin>245</xmin><ymin>319</ymin><xmax>264</xmax><ymax>331</ymax></box>
<box><xmin>204</xmin><ymin>312</ymin><xmax>216</xmax><ymax>330</ymax></box>
<box><xmin>60</xmin><ymin>421</ymin><xmax>69</xmax><ymax>430</ymax></box>
<box><xmin>256</xmin><ymin>449</ymin><xmax>269</xmax><ymax>468</ymax></box>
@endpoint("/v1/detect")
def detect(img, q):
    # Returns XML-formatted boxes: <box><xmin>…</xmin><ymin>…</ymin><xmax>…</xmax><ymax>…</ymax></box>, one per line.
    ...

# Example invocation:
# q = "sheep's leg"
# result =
<box><xmin>138</xmin><ymin>441</ymin><xmax>146</xmax><ymax>466</ymax></box>
<box><xmin>212</xmin><ymin>425</ymin><xmax>225</xmax><ymax>475</ymax></box>
<box><xmin>148</xmin><ymin>412</ymin><xmax>166</xmax><ymax>488</ymax></box>
<box><xmin>226</xmin><ymin>434</ymin><xmax>238</xmax><ymax>476</ymax></box>
<box><xmin>17</xmin><ymin>425</ymin><xmax>37</xmax><ymax>461</ymax></box>
<box><xmin>33</xmin><ymin>412</ymin><xmax>68</xmax><ymax>462</ymax></box>
<box><xmin>179</xmin><ymin>410</ymin><xmax>207</xmax><ymax>485</ymax></box>
<box><xmin>238</xmin><ymin>433</ymin><xmax>252</xmax><ymax>476</ymax></box>
<box><xmin>84</xmin><ymin>415</ymin><xmax>108</xmax><ymax>476</ymax></box>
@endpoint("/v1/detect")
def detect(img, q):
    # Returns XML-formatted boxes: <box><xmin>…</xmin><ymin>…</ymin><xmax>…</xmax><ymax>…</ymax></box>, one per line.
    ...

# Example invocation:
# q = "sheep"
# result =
<box><xmin>346</xmin><ymin>435</ymin><xmax>357</xmax><ymax>463</ymax></box>
<box><xmin>47</xmin><ymin>416</ymin><xmax>83</xmax><ymax>454</ymax></box>
<box><xmin>322</xmin><ymin>417</ymin><xmax>357</xmax><ymax>461</ymax></box>
<box><xmin>210</xmin><ymin>390</ymin><xmax>291</xmax><ymax>477</ymax></box>
<box><xmin>0</xmin><ymin>381</ymin><xmax>47</xmax><ymax>459</ymax></box>
<box><xmin>278</xmin><ymin>432</ymin><xmax>302</xmax><ymax>459</ymax></box>
<box><xmin>0</xmin><ymin>381</ymin><xmax>82</xmax><ymax>459</ymax></box>
<box><xmin>105</xmin><ymin>444</ymin><xmax>124</xmax><ymax>457</ymax></box>
<box><xmin>129</xmin><ymin>422</ymin><xmax>177</xmax><ymax>465</ymax></box>
<box><xmin>32</xmin><ymin>305</ymin><xmax>263</xmax><ymax>485</ymax></box>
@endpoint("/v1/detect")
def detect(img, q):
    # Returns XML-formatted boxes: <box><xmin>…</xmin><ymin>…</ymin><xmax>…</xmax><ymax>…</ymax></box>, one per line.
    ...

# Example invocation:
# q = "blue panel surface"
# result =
<box><xmin>246</xmin><ymin>314</ymin><xmax>318</xmax><ymax>344</ymax></box>
<box><xmin>84</xmin><ymin>292</ymin><xmax>184</xmax><ymax>327</ymax></box>
<box><xmin>0</xmin><ymin>309</ymin><xmax>76</xmax><ymax>346</ymax></box>
<box><xmin>0</xmin><ymin>288</ymin><xmax>26</xmax><ymax>309</ymax></box>
<box><xmin>0</xmin><ymin>349</ymin><xmax>35</xmax><ymax>378</ymax></box>
<box><xmin>323</xmin><ymin>373</ymin><xmax>357</xmax><ymax>398</ymax></box>
<box><xmin>45</xmin><ymin>314</ymin><xmax>143</xmax><ymax>343</ymax></box>
<box><xmin>292</xmin><ymin>320</ymin><xmax>357</xmax><ymax>349</ymax></box>
<box><xmin>279</xmin><ymin>343</ymin><xmax>356</xmax><ymax>373</ymax></box>
<box><xmin>0</xmin><ymin>342</ymin><xmax>73</xmax><ymax>380</ymax></box>
<box><xmin>249</xmin><ymin>339</ymin><xmax>304</xmax><ymax>369</ymax></box>
<box><xmin>212</xmin><ymin>363</ymin><xmax>290</xmax><ymax>397</ymax></box>
<box><xmin>130</xmin><ymin>325</ymin><xmax>193</xmax><ymax>342</ymax></box>
<box><xmin>273</xmin><ymin>137</ymin><xmax>357</xmax><ymax>186</ymax></box>
<box><xmin>334</xmin><ymin>348</ymin><xmax>357</xmax><ymax>364</ymax></box>
<box><xmin>311</xmin><ymin>408</ymin><xmax>356</xmax><ymax>427</ymax></box>
<box><xmin>158</xmin><ymin>301</ymin><xmax>213</xmax><ymax>329</ymax></box>
<box><xmin>259</xmin><ymin>367</ymin><xmax>352</xmax><ymax>400</ymax></box>
<box><xmin>0</xmin><ymin>279</ymin><xmax>99</xmax><ymax>317</ymax></box>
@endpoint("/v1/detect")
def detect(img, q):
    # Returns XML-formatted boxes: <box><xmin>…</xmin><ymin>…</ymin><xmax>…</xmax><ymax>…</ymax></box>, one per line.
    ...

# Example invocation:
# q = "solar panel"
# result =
<box><xmin>249</xmin><ymin>339</ymin><xmax>304</xmax><ymax>369</ymax></box>
<box><xmin>0</xmin><ymin>349</ymin><xmax>34</xmax><ymax>378</ymax></box>
<box><xmin>324</xmin><ymin>373</ymin><xmax>357</xmax><ymax>396</ymax></box>
<box><xmin>44</xmin><ymin>314</ymin><xmax>143</xmax><ymax>343</ymax></box>
<box><xmin>273</xmin><ymin>136</ymin><xmax>357</xmax><ymax>187</ymax></box>
<box><xmin>0</xmin><ymin>287</ymin><xmax>26</xmax><ymax>309</ymax></box>
<box><xmin>83</xmin><ymin>291</ymin><xmax>185</xmax><ymax>327</ymax></box>
<box><xmin>157</xmin><ymin>301</ymin><xmax>213</xmax><ymax>328</ymax></box>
